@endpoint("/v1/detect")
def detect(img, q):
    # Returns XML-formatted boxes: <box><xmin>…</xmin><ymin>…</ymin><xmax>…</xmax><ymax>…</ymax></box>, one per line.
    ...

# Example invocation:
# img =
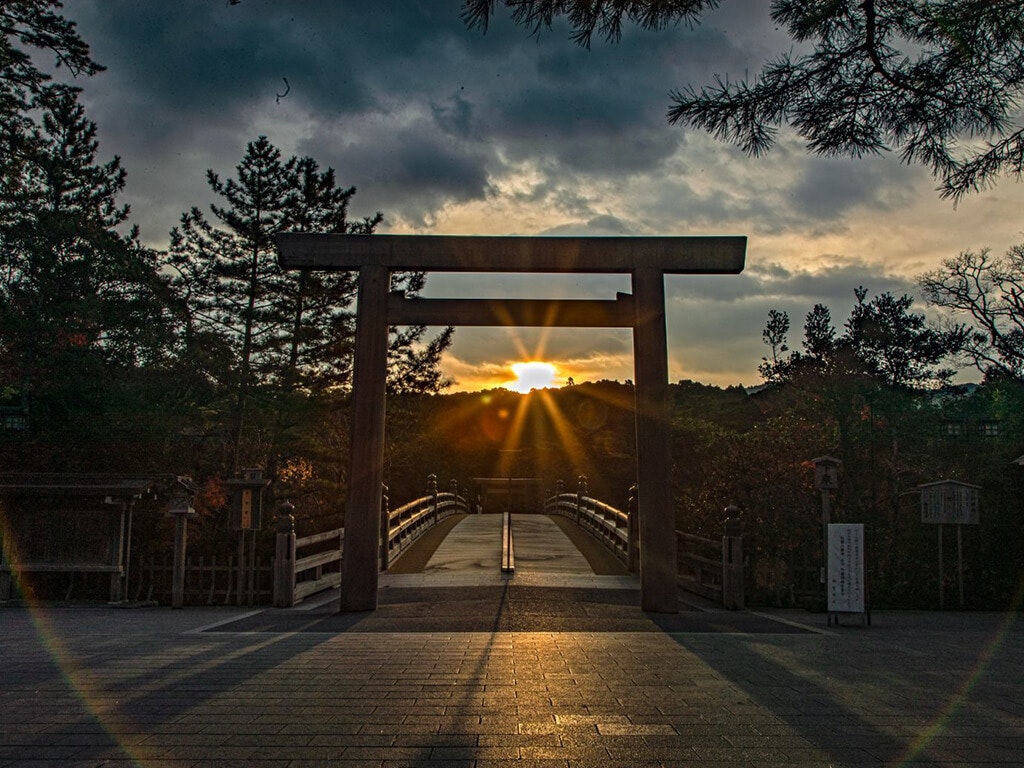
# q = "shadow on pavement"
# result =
<box><xmin>207</xmin><ymin>585</ymin><xmax>813</xmax><ymax>634</ymax></box>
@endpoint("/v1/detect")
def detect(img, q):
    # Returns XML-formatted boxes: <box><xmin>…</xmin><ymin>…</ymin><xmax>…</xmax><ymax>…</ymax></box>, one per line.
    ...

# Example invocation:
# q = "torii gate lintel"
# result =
<box><xmin>276</xmin><ymin>234</ymin><xmax>747</xmax><ymax>614</ymax></box>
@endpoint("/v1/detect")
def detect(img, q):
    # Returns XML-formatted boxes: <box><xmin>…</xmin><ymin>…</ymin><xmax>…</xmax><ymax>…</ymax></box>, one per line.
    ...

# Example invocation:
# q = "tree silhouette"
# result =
<box><xmin>919</xmin><ymin>245</ymin><xmax>1024</xmax><ymax>381</ymax></box>
<box><xmin>166</xmin><ymin>136</ymin><xmax>452</xmax><ymax>473</ymax></box>
<box><xmin>0</xmin><ymin>89</ymin><xmax>166</xmax><ymax>432</ymax></box>
<box><xmin>464</xmin><ymin>0</ymin><xmax>1024</xmax><ymax>199</ymax></box>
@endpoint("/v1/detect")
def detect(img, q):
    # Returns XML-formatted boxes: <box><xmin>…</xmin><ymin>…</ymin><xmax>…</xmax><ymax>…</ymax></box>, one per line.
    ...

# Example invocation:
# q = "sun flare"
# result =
<box><xmin>504</xmin><ymin>361</ymin><xmax>558</xmax><ymax>393</ymax></box>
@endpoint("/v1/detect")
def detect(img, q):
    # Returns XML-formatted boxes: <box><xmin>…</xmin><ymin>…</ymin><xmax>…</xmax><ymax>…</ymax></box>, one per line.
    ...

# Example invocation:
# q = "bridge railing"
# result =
<box><xmin>543</xmin><ymin>490</ymin><xmax>629</xmax><ymax>565</ymax></box>
<box><xmin>293</xmin><ymin>526</ymin><xmax>344</xmax><ymax>604</ymax></box>
<box><xmin>676</xmin><ymin>531</ymin><xmax>722</xmax><ymax>603</ymax></box>
<box><xmin>676</xmin><ymin>514</ymin><xmax>744</xmax><ymax>609</ymax></box>
<box><xmin>543</xmin><ymin>480</ymin><xmax>745</xmax><ymax>610</ymax></box>
<box><xmin>382</xmin><ymin>489</ymin><xmax>469</xmax><ymax>568</ymax></box>
<box><xmin>273</xmin><ymin>476</ymin><xmax>471</xmax><ymax>607</ymax></box>
<box><xmin>273</xmin><ymin>503</ymin><xmax>344</xmax><ymax>608</ymax></box>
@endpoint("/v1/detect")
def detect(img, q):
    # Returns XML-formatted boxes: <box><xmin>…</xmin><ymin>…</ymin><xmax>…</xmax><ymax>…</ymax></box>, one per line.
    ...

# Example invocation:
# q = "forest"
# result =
<box><xmin>3</xmin><ymin>3</ymin><xmax>1024</xmax><ymax>609</ymax></box>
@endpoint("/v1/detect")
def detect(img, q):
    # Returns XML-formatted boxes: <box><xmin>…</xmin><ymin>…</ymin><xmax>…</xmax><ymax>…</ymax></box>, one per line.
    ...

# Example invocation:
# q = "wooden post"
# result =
<box><xmin>957</xmin><ymin>523</ymin><xmax>964</xmax><ymax>608</ymax></box>
<box><xmin>821</xmin><ymin>487</ymin><xmax>831</xmax><ymax>607</ymax></box>
<box><xmin>111</xmin><ymin>501</ymin><xmax>127</xmax><ymax>602</ymax></box>
<box><xmin>122</xmin><ymin>501</ymin><xmax>134</xmax><ymax>604</ymax></box>
<box><xmin>340</xmin><ymin>264</ymin><xmax>390</xmax><ymax>612</ymax></box>
<box><xmin>172</xmin><ymin>513</ymin><xmax>188</xmax><ymax>609</ymax></box>
<box><xmin>243</xmin><ymin>528</ymin><xmax>253</xmax><ymax>606</ymax></box>
<box><xmin>274</xmin><ymin>502</ymin><xmax>296</xmax><ymax>608</ymax></box>
<box><xmin>632</xmin><ymin>267</ymin><xmax>678</xmax><ymax>613</ymax></box>
<box><xmin>236</xmin><ymin>531</ymin><xmax>245</xmax><ymax>606</ymax></box>
<box><xmin>627</xmin><ymin>484</ymin><xmax>639</xmax><ymax>573</ymax></box>
<box><xmin>379</xmin><ymin>484</ymin><xmax>390</xmax><ymax>571</ymax></box>
<box><xmin>938</xmin><ymin>524</ymin><xmax>944</xmax><ymax>610</ymax></box>
<box><xmin>1</xmin><ymin>528</ymin><xmax>12</xmax><ymax>601</ymax></box>
<box><xmin>722</xmin><ymin>508</ymin><xmax>744</xmax><ymax>610</ymax></box>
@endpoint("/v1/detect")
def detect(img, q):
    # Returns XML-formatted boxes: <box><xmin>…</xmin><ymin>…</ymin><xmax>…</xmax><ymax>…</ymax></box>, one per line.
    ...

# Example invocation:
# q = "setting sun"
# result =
<box><xmin>504</xmin><ymin>361</ymin><xmax>558</xmax><ymax>393</ymax></box>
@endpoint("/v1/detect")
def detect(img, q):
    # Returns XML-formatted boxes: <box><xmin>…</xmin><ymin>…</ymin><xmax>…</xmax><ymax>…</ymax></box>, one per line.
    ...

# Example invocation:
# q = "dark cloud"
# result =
<box><xmin>70</xmin><ymin>0</ymin><xmax>765</xmax><ymax>237</ymax></box>
<box><xmin>789</xmin><ymin>156</ymin><xmax>919</xmax><ymax>220</ymax></box>
<box><xmin>312</xmin><ymin>120</ymin><xmax>496</xmax><ymax>228</ymax></box>
<box><xmin>57</xmin><ymin>0</ymin><xmax>995</xmax><ymax>388</ymax></box>
<box><xmin>667</xmin><ymin>258</ymin><xmax>916</xmax><ymax>304</ymax></box>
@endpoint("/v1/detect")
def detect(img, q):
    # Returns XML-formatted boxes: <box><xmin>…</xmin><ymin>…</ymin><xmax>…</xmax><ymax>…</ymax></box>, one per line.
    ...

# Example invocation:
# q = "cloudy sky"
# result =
<box><xmin>67</xmin><ymin>1</ymin><xmax>1024</xmax><ymax>391</ymax></box>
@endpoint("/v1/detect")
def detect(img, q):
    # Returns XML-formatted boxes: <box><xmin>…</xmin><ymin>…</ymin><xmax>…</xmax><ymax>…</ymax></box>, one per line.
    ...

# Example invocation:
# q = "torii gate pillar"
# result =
<box><xmin>631</xmin><ymin>267</ymin><xmax>677</xmax><ymax>611</ymax></box>
<box><xmin>340</xmin><ymin>264</ymin><xmax>390</xmax><ymax>610</ymax></box>
<box><xmin>277</xmin><ymin>234</ymin><xmax>746</xmax><ymax>613</ymax></box>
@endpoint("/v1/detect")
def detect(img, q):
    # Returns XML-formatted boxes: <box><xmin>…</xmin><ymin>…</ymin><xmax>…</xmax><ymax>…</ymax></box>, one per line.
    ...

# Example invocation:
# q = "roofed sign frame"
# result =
<box><xmin>277</xmin><ymin>233</ymin><xmax>747</xmax><ymax>613</ymax></box>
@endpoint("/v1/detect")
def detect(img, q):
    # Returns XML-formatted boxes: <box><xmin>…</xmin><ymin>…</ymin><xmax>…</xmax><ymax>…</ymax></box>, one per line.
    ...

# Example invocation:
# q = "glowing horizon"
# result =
<box><xmin>502</xmin><ymin>361</ymin><xmax>561</xmax><ymax>393</ymax></box>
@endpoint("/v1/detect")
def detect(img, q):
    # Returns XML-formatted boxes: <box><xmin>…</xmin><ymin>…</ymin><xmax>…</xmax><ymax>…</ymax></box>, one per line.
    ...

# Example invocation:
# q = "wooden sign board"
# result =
<box><xmin>230</xmin><ymin>487</ymin><xmax>263</xmax><ymax>531</ymax></box>
<box><xmin>919</xmin><ymin>481</ymin><xmax>979</xmax><ymax>525</ymax></box>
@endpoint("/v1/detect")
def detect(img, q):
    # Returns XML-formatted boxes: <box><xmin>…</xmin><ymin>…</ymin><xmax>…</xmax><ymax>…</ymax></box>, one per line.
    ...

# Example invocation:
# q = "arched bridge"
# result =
<box><xmin>272</xmin><ymin>475</ymin><xmax>745</xmax><ymax>611</ymax></box>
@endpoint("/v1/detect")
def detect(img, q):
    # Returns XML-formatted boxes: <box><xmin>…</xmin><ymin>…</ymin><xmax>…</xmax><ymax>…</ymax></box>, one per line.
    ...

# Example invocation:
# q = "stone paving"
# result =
<box><xmin>2</xmin><ymin>515</ymin><xmax>1023</xmax><ymax>766</ymax></box>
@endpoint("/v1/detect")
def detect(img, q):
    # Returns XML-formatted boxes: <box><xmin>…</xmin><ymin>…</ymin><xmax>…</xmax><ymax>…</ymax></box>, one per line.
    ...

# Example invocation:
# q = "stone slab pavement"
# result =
<box><xmin>3</xmin><ymin>596</ymin><xmax>1023</xmax><ymax>767</ymax></box>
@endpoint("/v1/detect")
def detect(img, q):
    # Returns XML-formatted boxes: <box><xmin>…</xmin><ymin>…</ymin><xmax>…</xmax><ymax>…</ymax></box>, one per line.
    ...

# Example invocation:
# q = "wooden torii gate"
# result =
<box><xmin>277</xmin><ymin>234</ymin><xmax>746</xmax><ymax>613</ymax></box>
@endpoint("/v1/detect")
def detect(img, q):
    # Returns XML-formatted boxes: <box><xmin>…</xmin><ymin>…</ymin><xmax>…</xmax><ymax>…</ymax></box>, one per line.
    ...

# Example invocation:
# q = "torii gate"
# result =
<box><xmin>277</xmin><ymin>234</ymin><xmax>746</xmax><ymax>613</ymax></box>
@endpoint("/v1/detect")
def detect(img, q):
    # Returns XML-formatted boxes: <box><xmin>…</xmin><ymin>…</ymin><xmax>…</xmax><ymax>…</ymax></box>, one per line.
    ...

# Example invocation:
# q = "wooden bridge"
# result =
<box><xmin>270</xmin><ymin>477</ymin><xmax>745</xmax><ymax>612</ymax></box>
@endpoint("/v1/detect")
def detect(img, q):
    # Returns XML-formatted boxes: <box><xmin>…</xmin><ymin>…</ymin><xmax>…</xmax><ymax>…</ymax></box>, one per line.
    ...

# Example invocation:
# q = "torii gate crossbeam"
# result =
<box><xmin>277</xmin><ymin>234</ymin><xmax>746</xmax><ymax>613</ymax></box>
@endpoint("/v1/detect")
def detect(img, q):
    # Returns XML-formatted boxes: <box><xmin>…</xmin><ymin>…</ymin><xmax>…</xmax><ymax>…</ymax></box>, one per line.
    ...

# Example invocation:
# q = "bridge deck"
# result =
<box><xmin>384</xmin><ymin>513</ymin><xmax>633</xmax><ymax>590</ymax></box>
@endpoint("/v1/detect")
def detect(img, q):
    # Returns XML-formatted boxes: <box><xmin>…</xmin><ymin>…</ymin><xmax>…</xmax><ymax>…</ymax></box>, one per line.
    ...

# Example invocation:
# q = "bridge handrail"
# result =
<box><xmin>273</xmin><ymin>480</ymin><xmax>471</xmax><ymax>607</ymax></box>
<box><xmin>544</xmin><ymin>493</ymin><xmax>629</xmax><ymax>564</ymax></box>
<box><xmin>292</xmin><ymin>526</ymin><xmax>343</xmax><ymax>603</ymax></box>
<box><xmin>675</xmin><ymin>530</ymin><xmax>722</xmax><ymax>603</ymax></box>
<box><xmin>384</xmin><ymin>491</ymin><xmax>469</xmax><ymax>568</ymax></box>
<box><xmin>544</xmin><ymin>487</ymin><xmax>745</xmax><ymax>610</ymax></box>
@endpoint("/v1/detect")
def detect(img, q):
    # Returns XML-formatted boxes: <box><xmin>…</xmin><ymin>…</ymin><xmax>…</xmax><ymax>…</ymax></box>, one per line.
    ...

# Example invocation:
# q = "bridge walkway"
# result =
<box><xmin>381</xmin><ymin>512</ymin><xmax>633</xmax><ymax>590</ymax></box>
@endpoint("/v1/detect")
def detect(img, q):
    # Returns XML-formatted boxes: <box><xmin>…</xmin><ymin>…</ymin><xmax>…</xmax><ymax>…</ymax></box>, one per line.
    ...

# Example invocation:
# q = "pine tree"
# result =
<box><xmin>166</xmin><ymin>137</ymin><xmax>453</xmax><ymax>473</ymax></box>
<box><xmin>465</xmin><ymin>0</ymin><xmax>1024</xmax><ymax>198</ymax></box>
<box><xmin>1</xmin><ymin>1</ymin><xmax>101</xmax><ymax>175</ymax></box>
<box><xmin>0</xmin><ymin>88</ymin><xmax>167</xmax><ymax>437</ymax></box>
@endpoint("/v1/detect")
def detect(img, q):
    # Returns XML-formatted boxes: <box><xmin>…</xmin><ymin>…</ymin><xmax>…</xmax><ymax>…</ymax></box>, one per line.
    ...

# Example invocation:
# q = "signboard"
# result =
<box><xmin>920</xmin><ymin>481</ymin><xmax>979</xmax><ymax>525</ymax></box>
<box><xmin>240</xmin><ymin>489</ymin><xmax>252</xmax><ymax>529</ymax></box>
<box><xmin>227</xmin><ymin>469</ymin><xmax>268</xmax><ymax>531</ymax></box>
<box><xmin>230</xmin><ymin>487</ymin><xmax>263</xmax><ymax>531</ymax></box>
<box><xmin>828</xmin><ymin>523</ymin><xmax>865</xmax><ymax>614</ymax></box>
<box><xmin>814</xmin><ymin>461</ymin><xmax>839</xmax><ymax>490</ymax></box>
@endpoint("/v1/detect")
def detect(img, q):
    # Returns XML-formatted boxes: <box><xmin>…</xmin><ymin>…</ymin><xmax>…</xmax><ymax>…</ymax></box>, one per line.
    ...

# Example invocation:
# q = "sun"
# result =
<box><xmin>504</xmin><ymin>361</ymin><xmax>558</xmax><ymax>393</ymax></box>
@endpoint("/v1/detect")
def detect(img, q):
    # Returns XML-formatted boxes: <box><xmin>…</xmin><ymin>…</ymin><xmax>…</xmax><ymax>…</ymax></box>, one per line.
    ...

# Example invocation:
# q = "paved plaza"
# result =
<box><xmin>3</xmin><ymin>515</ymin><xmax>1023</xmax><ymax>766</ymax></box>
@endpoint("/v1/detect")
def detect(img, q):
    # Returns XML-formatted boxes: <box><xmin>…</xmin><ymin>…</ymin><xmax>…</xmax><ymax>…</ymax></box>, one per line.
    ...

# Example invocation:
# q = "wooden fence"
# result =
<box><xmin>272</xmin><ymin>487</ymin><xmax>470</xmax><ymax>607</ymax></box>
<box><xmin>544</xmin><ymin>492</ymin><xmax>630</xmax><ymax>565</ymax></box>
<box><xmin>544</xmin><ymin>481</ymin><xmax>745</xmax><ymax>609</ymax></box>
<box><xmin>131</xmin><ymin>553</ymin><xmax>273</xmax><ymax>605</ymax></box>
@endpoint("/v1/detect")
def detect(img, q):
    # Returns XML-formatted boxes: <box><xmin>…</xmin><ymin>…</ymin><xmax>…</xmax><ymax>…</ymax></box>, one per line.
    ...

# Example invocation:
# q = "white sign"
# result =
<box><xmin>828</xmin><ymin>524</ymin><xmax>865</xmax><ymax>614</ymax></box>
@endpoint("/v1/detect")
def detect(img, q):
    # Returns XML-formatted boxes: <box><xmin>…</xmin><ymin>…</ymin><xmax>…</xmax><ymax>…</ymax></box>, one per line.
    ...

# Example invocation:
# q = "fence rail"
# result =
<box><xmin>133</xmin><ymin>553</ymin><xmax>273</xmax><ymax>605</ymax></box>
<box><xmin>272</xmin><ymin>483</ymin><xmax>471</xmax><ymax>608</ymax></box>
<box><xmin>544</xmin><ymin>493</ymin><xmax>629</xmax><ymax>565</ymax></box>
<box><xmin>383</xmin><ymin>492</ymin><xmax>467</xmax><ymax>568</ymax></box>
<box><xmin>543</xmin><ymin>480</ymin><xmax>744</xmax><ymax>610</ymax></box>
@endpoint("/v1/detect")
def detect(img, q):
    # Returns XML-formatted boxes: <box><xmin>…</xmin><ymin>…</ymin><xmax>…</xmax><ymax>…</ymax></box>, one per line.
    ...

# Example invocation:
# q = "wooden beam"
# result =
<box><xmin>388</xmin><ymin>292</ymin><xmax>635</xmax><ymax>327</ymax></box>
<box><xmin>277</xmin><ymin>233</ymin><xmax>746</xmax><ymax>274</ymax></box>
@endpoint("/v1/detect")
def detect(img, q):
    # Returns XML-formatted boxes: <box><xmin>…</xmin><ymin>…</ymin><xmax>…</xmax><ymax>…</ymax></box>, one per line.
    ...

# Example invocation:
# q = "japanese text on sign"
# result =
<box><xmin>828</xmin><ymin>523</ymin><xmax>865</xmax><ymax>613</ymax></box>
